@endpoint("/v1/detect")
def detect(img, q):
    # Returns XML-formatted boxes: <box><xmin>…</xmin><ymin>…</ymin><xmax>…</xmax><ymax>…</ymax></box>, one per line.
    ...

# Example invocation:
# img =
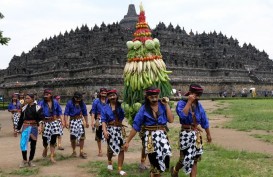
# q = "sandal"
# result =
<box><xmin>42</xmin><ymin>148</ymin><xmax>48</xmax><ymax>158</ymax></box>
<box><xmin>58</xmin><ymin>146</ymin><xmax>64</xmax><ymax>150</ymax></box>
<box><xmin>71</xmin><ymin>151</ymin><xmax>77</xmax><ymax>157</ymax></box>
<box><xmin>50</xmin><ymin>155</ymin><xmax>56</xmax><ymax>163</ymax></box>
<box><xmin>170</xmin><ymin>166</ymin><xmax>178</xmax><ymax>177</ymax></box>
<box><xmin>107</xmin><ymin>164</ymin><xmax>113</xmax><ymax>171</ymax></box>
<box><xmin>19</xmin><ymin>161</ymin><xmax>28</xmax><ymax>168</ymax></box>
<box><xmin>119</xmin><ymin>170</ymin><xmax>127</xmax><ymax>176</ymax></box>
<box><xmin>139</xmin><ymin>163</ymin><xmax>148</xmax><ymax>170</ymax></box>
<box><xmin>79</xmin><ymin>152</ymin><xmax>87</xmax><ymax>159</ymax></box>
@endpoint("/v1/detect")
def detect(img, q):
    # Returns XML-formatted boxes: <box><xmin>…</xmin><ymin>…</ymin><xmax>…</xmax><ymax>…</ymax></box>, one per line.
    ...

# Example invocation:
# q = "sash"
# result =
<box><xmin>20</xmin><ymin>126</ymin><xmax>32</xmax><ymax>151</ymax></box>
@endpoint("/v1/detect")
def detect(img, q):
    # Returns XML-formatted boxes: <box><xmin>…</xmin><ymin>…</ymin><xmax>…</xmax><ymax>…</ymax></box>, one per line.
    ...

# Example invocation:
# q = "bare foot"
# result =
<box><xmin>97</xmin><ymin>152</ymin><xmax>103</xmax><ymax>157</ymax></box>
<box><xmin>42</xmin><ymin>148</ymin><xmax>48</xmax><ymax>158</ymax></box>
<box><xmin>50</xmin><ymin>157</ymin><xmax>56</xmax><ymax>163</ymax></box>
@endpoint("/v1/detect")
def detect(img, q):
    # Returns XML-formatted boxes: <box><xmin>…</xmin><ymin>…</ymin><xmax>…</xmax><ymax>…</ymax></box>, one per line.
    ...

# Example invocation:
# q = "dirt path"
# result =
<box><xmin>0</xmin><ymin>101</ymin><xmax>273</xmax><ymax>176</ymax></box>
<box><xmin>0</xmin><ymin>105</ymin><xmax>142</xmax><ymax>177</ymax></box>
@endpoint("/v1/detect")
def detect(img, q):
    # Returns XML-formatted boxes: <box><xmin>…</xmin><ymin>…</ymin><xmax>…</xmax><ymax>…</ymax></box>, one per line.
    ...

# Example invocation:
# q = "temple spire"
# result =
<box><xmin>120</xmin><ymin>4</ymin><xmax>139</xmax><ymax>30</ymax></box>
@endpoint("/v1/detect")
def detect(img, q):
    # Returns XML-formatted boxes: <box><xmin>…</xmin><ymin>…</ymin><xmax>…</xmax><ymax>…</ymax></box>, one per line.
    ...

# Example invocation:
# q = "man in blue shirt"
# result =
<box><xmin>90</xmin><ymin>88</ymin><xmax>108</xmax><ymax>157</ymax></box>
<box><xmin>124</xmin><ymin>87</ymin><xmax>174</xmax><ymax>177</ymax></box>
<box><xmin>171</xmin><ymin>84</ymin><xmax>212</xmax><ymax>177</ymax></box>
<box><xmin>64</xmin><ymin>92</ymin><xmax>89</xmax><ymax>159</ymax></box>
<box><xmin>8</xmin><ymin>93</ymin><xmax>21</xmax><ymax>134</ymax></box>
<box><xmin>101</xmin><ymin>89</ymin><xmax>127</xmax><ymax>176</ymax></box>
<box><xmin>54</xmin><ymin>95</ymin><xmax>65</xmax><ymax>150</ymax></box>
<box><xmin>39</xmin><ymin>89</ymin><xmax>63</xmax><ymax>163</ymax></box>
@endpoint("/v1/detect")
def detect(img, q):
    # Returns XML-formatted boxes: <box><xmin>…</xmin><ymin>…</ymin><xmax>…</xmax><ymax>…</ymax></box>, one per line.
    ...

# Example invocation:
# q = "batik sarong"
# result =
<box><xmin>70</xmin><ymin>119</ymin><xmax>84</xmax><ymax>140</ymax></box>
<box><xmin>179</xmin><ymin>130</ymin><xmax>203</xmax><ymax>174</ymax></box>
<box><xmin>107</xmin><ymin>126</ymin><xmax>124</xmax><ymax>155</ymax></box>
<box><xmin>143</xmin><ymin>130</ymin><xmax>172</xmax><ymax>172</ymax></box>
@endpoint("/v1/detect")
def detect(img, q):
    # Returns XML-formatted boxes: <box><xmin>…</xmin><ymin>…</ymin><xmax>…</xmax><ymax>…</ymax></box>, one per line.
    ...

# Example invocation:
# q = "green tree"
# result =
<box><xmin>0</xmin><ymin>12</ymin><xmax>11</xmax><ymax>45</ymax></box>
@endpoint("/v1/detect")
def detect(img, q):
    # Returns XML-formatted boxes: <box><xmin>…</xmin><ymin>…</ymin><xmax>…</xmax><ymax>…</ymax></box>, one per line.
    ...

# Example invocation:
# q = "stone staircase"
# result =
<box><xmin>248</xmin><ymin>71</ymin><xmax>263</xmax><ymax>83</ymax></box>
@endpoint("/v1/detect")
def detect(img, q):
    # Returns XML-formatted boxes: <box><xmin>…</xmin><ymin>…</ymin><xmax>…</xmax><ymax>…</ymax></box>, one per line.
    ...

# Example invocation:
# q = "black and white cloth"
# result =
<box><xmin>58</xmin><ymin>119</ymin><xmax>64</xmax><ymax>133</ymax></box>
<box><xmin>98</xmin><ymin>118</ymin><xmax>102</xmax><ymax>127</ymax></box>
<box><xmin>179</xmin><ymin>130</ymin><xmax>203</xmax><ymax>174</ymax></box>
<box><xmin>13</xmin><ymin>112</ymin><xmax>20</xmax><ymax>129</ymax></box>
<box><xmin>144</xmin><ymin>130</ymin><xmax>172</xmax><ymax>172</ymax></box>
<box><xmin>70</xmin><ymin>119</ymin><xmax>84</xmax><ymax>140</ymax></box>
<box><xmin>43</xmin><ymin>120</ymin><xmax>63</xmax><ymax>143</ymax></box>
<box><xmin>107</xmin><ymin>126</ymin><xmax>124</xmax><ymax>155</ymax></box>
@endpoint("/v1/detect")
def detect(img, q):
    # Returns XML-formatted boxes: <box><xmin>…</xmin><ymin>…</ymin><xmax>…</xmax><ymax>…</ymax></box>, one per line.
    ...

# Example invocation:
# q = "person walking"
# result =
<box><xmin>15</xmin><ymin>93</ymin><xmax>44</xmax><ymax>168</ymax></box>
<box><xmin>124</xmin><ymin>87</ymin><xmax>174</xmax><ymax>177</ymax></box>
<box><xmin>171</xmin><ymin>84</ymin><xmax>212</xmax><ymax>177</ymax></box>
<box><xmin>39</xmin><ymin>89</ymin><xmax>63</xmax><ymax>163</ymax></box>
<box><xmin>64</xmin><ymin>92</ymin><xmax>89</xmax><ymax>159</ymax></box>
<box><xmin>8</xmin><ymin>93</ymin><xmax>21</xmax><ymax>136</ymax></box>
<box><xmin>101</xmin><ymin>89</ymin><xmax>127</xmax><ymax>176</ymax></box>
<box><xmin>90</xmin><ymin>88</ymin><xmax>108</xmax><ymax>157</ymax></box>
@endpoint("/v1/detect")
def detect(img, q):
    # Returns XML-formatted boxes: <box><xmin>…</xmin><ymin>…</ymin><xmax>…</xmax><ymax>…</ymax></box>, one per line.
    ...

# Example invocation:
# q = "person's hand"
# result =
<box><xmin>91</xmin><ymin>121</ymin><xmax>94</xmax><ymax>128</ymax></box>
<box><xmin>103</xmin><ymin>130</ymin><xmax>109</xmax><ymax>139</ymax></box>
<box><xmin>14</xmin><ymin>130</ymin><xmax>18</xmax><ymax>137</ymax></box>
<box><xmin>65</xmin><ymin>122</ymin><xmax>70</xmax><ymax>129</ymax></box>
<box><xmin>124</xmin><ymin>142</ymin><xmax>129</xmax><ymax>152</ymax></box>
<box><xmin>188</xmin><ymin>94</ymin><xmax>196</xmax><ymax>103</ymax></box>
<box><xmin>160</xmin><ymin>97</ymin><xmax>169</xmax><ymax>106</ymax></box>
<box><xmin>38</xmin><ymin>126</ymin><xmax>42</xmax><ymax>134</ymax></box>
<box><xmin>62</xmin><ymin>121</ymin><xmax>66</xmax><ymax>127</ymax></box>
<box><xmin>207</xmin><ymin>134</ymin><xmax>212</xmax><ymax>143</ymax></box>
<box><xmin>86</xmin><ymin>123</ymin><xmax>89</xmax><ymax>128</ymax></box>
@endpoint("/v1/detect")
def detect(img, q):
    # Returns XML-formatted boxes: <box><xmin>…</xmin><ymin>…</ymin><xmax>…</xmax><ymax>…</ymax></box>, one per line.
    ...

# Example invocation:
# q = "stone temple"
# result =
<box><xmin>1</xmin><ymin>4</ymin><xmax>273</xmax><ymax>100</ymax></box>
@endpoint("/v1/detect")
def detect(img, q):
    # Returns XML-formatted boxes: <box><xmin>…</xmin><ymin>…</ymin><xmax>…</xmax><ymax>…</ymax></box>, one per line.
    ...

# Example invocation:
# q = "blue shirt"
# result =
<box><xmin>176</xmin><ymin>100</ymin><xmax>209</xmax><ymax>129</ymax></box>
<box><xmin>8</xmin><ymin>101</ymin><xmax>21</xmax><ymax>111</ymax></box>
<box><xmin>38</xmin><ymin>99</ymin><xmax>62</xmax><ymax>117</ymax></box>
<box><xmin>64</xmin><ymin>100</ymin><xmax>87</xmax><ymax>117</ymax></box>
<box><xmin>133</xmin><ymin>102</ymin><xmax>169</xmax><ymax>132</ymax></box>
<box><xmin>90</xmin><ymin>98</ymin><xmax>107</xmax><ymax>115</ymax></box>
<box><xmin>101</xmin><ymin>103</ymin><xmax>125</xmax><ymax>123</ymax></box>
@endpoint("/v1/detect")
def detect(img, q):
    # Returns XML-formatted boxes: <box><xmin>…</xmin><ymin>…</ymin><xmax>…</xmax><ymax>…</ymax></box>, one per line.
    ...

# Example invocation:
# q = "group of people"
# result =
<box><xmin>9</xmin><ymin>89</ymin><xmax>89</xmax><ymax>167</ymax></box>
<box><xmin>8</xmin><ymin>83</ymin><xmax>212</xmax><ymax>177</ymax></box>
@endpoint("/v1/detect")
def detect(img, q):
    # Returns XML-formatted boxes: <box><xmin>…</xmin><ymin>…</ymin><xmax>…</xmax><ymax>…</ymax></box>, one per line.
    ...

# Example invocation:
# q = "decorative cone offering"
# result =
<box><xmin>123</xmin><ymin>3</ymin><xmax>173</xmax><ymax>124</ymax></box>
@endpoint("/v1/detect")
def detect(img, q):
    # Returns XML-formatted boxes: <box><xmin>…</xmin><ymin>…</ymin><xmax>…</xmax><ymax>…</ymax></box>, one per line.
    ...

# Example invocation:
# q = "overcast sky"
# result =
<box><xmin>0</xmin><ymin>0</ymin><xmax>272</xmax><ymax>69</ymax></box>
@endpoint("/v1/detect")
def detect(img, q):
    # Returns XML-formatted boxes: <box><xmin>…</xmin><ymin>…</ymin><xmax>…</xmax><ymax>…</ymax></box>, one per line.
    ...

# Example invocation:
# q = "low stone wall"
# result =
<box><xmin>1</xmin><ymin>75</ymin><xmax>273</xmax><ymax>102</ymax></box>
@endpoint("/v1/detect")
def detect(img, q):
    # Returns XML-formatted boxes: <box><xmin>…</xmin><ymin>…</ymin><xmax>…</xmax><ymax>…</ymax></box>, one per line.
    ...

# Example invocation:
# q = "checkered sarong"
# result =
<box><xmin>144</xmin><ymin>130</ymin><xmax>172</xmax><ymax>172</ymax></box>
<box><xmin>58</xmin><ymin>120</ymin><xmax>64</xmax><ymax>135</ymax></box>
<box><xmin>43</xmin><ymin>120</ymin><xmax>63</xmax><ymax>143</ymax></box>
<box><xmin>98</xmin><ymin>118</ymin><xmax>102</xmax><ymax>127</ymax></box>
<box><xmin>107</xmin><ymin>126</ymin><xmax>124</xmax><ymax>155</ymax></box>
<box><xmin>179</xmin><ymin>130</ymin><xmax>203</xmax><ymax>174</ymax></box>
<box><xmin>70</xmin><ymin>119</ymin><xmax>84</xmax><ymax>140</ymax></box>
<box><xmin>13</xmin><ymin>112</ymin><xmax>20</xmax><ymax>129</ymax></box>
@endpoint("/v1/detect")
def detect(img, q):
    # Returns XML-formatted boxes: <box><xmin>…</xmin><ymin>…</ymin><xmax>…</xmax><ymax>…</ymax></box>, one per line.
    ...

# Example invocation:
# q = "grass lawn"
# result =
<box><xmin>78</xmin><ymin>144</ymin><xmax>273</xmax><ymax>177</ymax></box>
<box><xmin>212</xmin><ymin>99</ymin><xmax>273</xmax><ymax>131</ymax></box>
<box><xmin>250</xmin><ymin>134</ymin><xmax>273</xmax><ymax>144</ymax></box>
<box><xmin>78</xmin><ymin>122</ymin><xmax>273</xmax><ymax>177</ymax></box>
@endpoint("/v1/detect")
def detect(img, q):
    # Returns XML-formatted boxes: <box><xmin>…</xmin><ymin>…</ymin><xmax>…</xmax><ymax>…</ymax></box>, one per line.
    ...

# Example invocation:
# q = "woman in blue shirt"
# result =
<box><xmin>101</xmin><ymin>89</ymin><xmax>127</xmax><ymax>176</ymax></box>
<box><xmin>15</xmin><ymin>93</ymin><xmax>44</xmax><ymax>168</ymax></box>
<box><xmin>124</xmin><ymin>87</ymin><xmax>174</xmax><ymax>177</ymax></box>
<box><xmin>171</xmin><ymin>84</ymin><xmax>212</xmax><ymax>177</ymax></box>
